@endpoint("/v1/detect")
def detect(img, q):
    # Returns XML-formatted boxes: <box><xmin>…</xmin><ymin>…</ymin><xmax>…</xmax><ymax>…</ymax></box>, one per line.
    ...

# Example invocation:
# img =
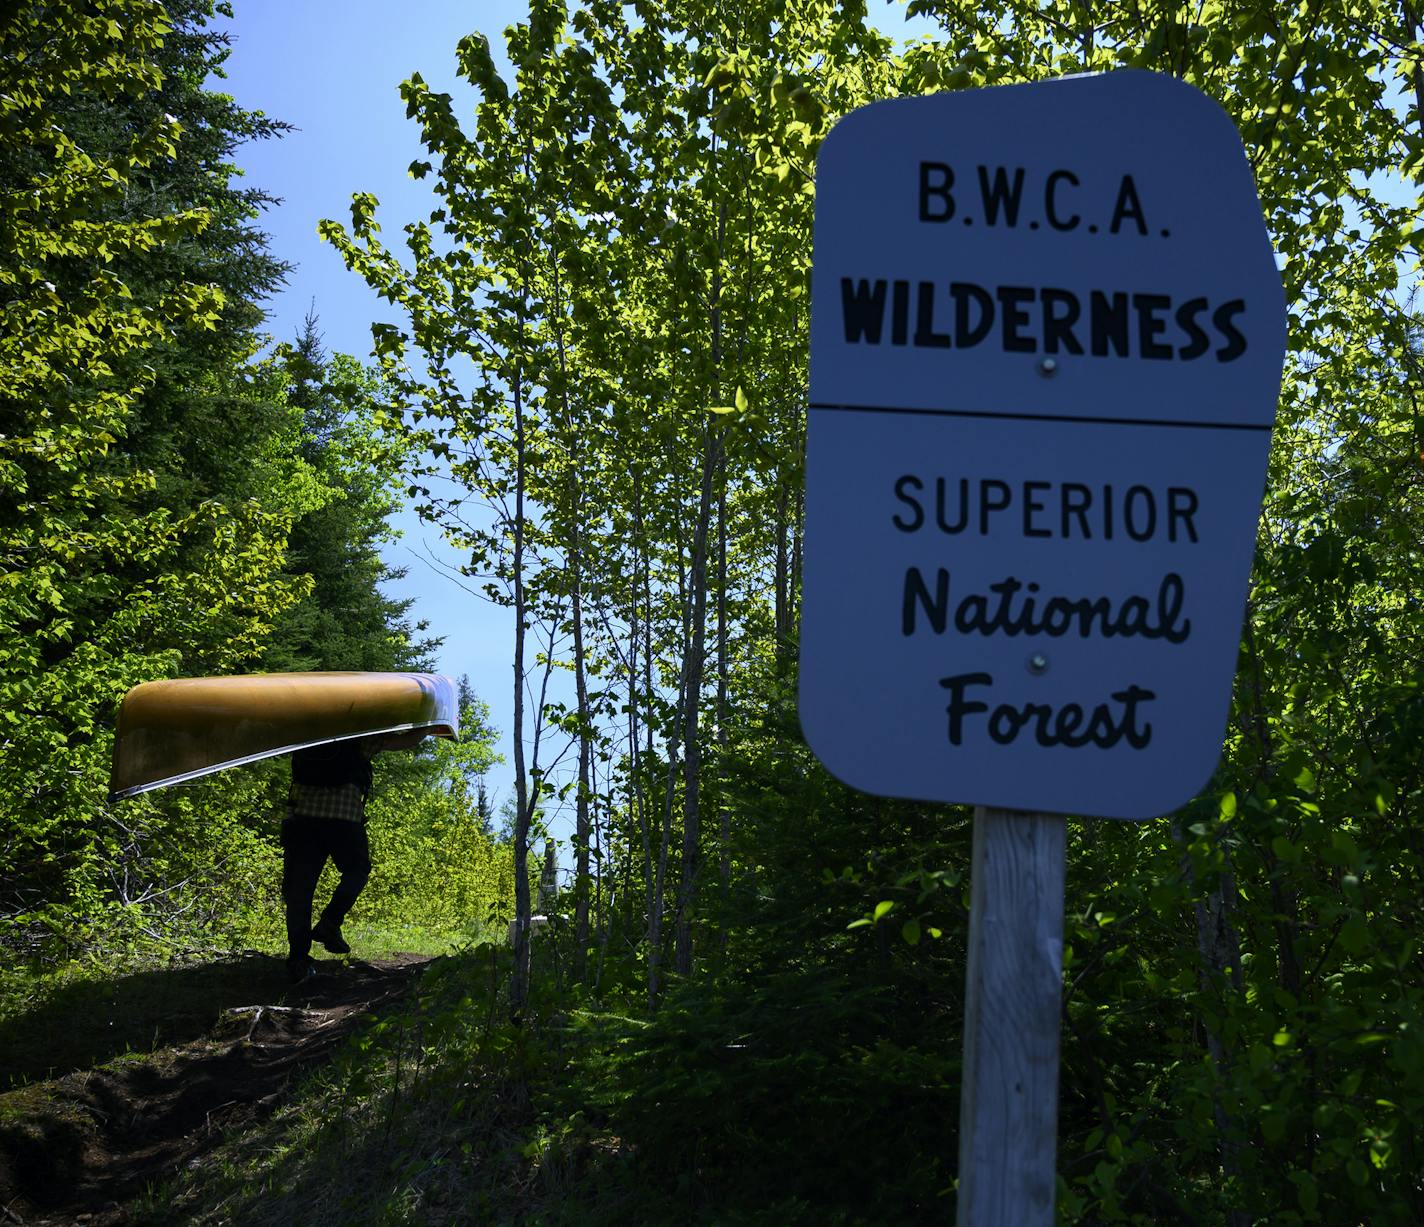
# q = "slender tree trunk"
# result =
<box><xmin>590</xmin><ymin>752</ymin><xmax>607</xmax><ymax>983</ymax></box>
<box><xmin>628</xmin><ymin>491</ymin><xmax>667</xmax><ymax>1009</ymax></box>
<box><xmin>650</xmin><ymin>724</ymin><xmax>680</xmax><ymax>1004</ymax></box>
<box><xmin>642</xmin><ymin>492</ymin><xmax>684</xmax><ymax>1008</ymax></box>
<box><xmin>1174</xmin><ymin>816</ymin><xmax>1248</xmax><ymax>1227</ymax></box>
<box><xmin>773</xmin><ymin>479</ymin><xmax>790</xmax><ymax>674</ymax></box>
<box><xmin>715</xmin><ymin>462</ymin><xmax>731</xmax><ymax>956</ymax></box>
<box><xmin>789</xmin><ymin>480</ymin><xmax>804</xmax><ymax>634</ymax></box>
<box><xmin>673</xmin><ymin>426</ymin><xmax>717</xmax><ymax>977</ymax></box>
<box><xmin>624</xmin><ymin>531</ymin><xmax>647</xmax><ymax>975</ymax></box>
<box><xmin>545</xmin><ymin>235</ymin><xmax>593</xmax><ymax>983</ymax></box>
<box><xmin>1076</xmin><ymin>0</ymin><xmax>1095</xmax><ymax>68</ymax></box>
<box><xmin>570</xmin><ymin>547</ymin><xmax>592</xmax><ymax>980</ymax></box>
<box><xmin>510</xmin><ymin>355</ymin><xmax>534</xmax><ymax>1018</ymax></box>
<box><xmin>673</xmin><ymin>193</ymin><xmax>727</xmax><ymax>978</ymax></box>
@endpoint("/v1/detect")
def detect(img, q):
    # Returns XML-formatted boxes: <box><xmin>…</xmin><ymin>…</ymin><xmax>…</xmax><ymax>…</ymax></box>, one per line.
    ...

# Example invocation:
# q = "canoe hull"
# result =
<box><xmin>108</xmin><ymin>672</ymin><xmax>459</xmax><ymax>801</ymax></box>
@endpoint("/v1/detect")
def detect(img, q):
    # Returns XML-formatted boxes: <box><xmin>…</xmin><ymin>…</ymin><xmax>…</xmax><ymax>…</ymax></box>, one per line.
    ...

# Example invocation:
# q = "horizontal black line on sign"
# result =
<box><xmin>807</xmin><ymin>402</ymin><xmax>1275</xmax><ymax>433</ymax></box>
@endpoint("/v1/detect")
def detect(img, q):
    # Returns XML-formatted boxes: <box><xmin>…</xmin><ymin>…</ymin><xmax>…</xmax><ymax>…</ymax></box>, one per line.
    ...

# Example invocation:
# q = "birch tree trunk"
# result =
<box><xmin>545</xmin><ymin>235</ymin><xmax>594</xmax><ymax>983</ymax></box>
<box><xmin>673</xmin><ymin>425</ymin><xmax>718</xmax><ymax>977</ymax></box>
<box><xmin>671</xmin><ymin>186</ymin><xmax>730</xmax><ymax>977</ymax></box>
<box><xmin>509</xmin><ymin>354</ymin><xmax>534</xmax><ymax>1018</ymax></box>
<box><xmin>715</xmin><ymin>464</ymin><xmax>730</xmax><ymax>956</ymax></box>
<box><xmin>571</xmin><ymin>560</ymin><xmax>592</xmax><ymax>981</ymax></box>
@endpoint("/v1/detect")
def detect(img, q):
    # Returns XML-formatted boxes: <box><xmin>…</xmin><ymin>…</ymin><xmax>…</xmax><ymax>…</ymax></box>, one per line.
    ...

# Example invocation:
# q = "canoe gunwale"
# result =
<box><xmin>106</xmin><ymin>720</ymin><xmax>455</xmax><ymax>803</ymax></box>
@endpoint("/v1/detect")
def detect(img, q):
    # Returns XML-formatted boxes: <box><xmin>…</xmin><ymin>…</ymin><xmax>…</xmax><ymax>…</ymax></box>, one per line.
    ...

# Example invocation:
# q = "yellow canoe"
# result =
<box><xmin>108</xmin><ymin>671</ymin><xmax>459</xmax><ymax>801</ymax></box>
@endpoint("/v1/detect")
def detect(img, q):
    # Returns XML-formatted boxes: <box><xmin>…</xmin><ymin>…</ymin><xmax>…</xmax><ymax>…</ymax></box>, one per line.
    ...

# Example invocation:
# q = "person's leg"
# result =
<box><xmin>313</xmin><ymin>820</ymin><xmax>371</xmax><ymax>946</ymax></box>
<box><xmin>281</xmin><ymin>818</ymin><xmax>327</xmax><ymax>972</ymax></box>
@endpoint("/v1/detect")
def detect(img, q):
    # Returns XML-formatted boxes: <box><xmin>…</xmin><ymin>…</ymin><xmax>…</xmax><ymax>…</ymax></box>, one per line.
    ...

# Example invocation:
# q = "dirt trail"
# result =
<box><xmin>0</xmin><ymin>954</ymin><xmax>432</xmax><ymax>1226</ymax></box>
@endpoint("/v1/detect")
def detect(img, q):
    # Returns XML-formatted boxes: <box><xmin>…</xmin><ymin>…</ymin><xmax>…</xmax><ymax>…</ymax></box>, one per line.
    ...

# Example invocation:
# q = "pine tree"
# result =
<box><xmin>261</xmin><ymin>313</ymin><xmax>436</xmax><ymax>674</ymax></box>
<box><xmin>0</xmin><ymin>0</ymin><xmax>311</xmax><ymax>954</ymax></box>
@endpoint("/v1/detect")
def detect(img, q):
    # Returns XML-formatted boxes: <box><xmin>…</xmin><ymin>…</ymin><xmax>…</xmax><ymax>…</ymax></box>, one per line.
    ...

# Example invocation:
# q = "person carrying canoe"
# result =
<box><xmin>283</xmin><ymin>729</ymin><xmax>427</xmax><ymax>984</ymax></box>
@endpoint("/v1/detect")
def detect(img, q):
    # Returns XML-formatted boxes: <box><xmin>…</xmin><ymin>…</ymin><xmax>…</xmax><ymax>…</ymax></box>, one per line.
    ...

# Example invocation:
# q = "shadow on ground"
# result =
<box><xmin>2</xmin><ymin>951</ymin><xmax>299</xmax><ymax>1089</ymax></box>
<box><xmin>0</xmin><ymin>954</ymin><xmax>431</xmax><ymax>1225</ymax></box>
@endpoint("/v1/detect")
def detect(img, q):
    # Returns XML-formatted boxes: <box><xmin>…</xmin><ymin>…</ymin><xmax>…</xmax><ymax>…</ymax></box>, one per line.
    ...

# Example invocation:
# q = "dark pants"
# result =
<box><xmin>281</xmin><ymin>817</ymin><xmax>371</xmax><ymax>959</ymax></box>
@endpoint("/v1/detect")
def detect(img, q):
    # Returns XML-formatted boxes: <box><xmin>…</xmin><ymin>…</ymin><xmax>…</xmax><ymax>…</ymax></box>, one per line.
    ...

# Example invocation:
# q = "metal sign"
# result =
<box><xmin>800</xmin><ymin>72</ymin><xmax>1286</xmax><ymax>819</ymax></box>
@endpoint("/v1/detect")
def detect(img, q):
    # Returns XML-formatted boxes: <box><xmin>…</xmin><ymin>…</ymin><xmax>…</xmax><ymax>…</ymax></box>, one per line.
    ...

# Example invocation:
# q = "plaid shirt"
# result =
<box><xmin>288</xmin><ymin>781</ymin><xmax>367</xmax><ymax>823</ymax></box>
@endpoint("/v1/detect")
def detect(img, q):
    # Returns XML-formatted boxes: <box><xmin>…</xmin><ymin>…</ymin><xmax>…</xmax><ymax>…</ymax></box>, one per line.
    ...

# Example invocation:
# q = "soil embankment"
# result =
<box><xmin>0</xmin><ymin>953</ymin><xmax>431</xmax><ymax>1225</ymax></box>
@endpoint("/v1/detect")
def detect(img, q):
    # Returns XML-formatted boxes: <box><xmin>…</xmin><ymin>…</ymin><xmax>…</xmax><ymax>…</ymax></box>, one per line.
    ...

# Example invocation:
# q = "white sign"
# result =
<box><xmin>799</xmin><ymin>72</ymin><xmax>1286</xmax><ymax>820</ymax></box>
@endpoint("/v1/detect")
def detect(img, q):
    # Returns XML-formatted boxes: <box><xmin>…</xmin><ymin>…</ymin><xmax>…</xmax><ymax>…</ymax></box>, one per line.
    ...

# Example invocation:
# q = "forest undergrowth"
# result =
<box><xmin>142</xmin><ymin>922</ymin><xmax>964</xmax><ymax>1227</ymax></box>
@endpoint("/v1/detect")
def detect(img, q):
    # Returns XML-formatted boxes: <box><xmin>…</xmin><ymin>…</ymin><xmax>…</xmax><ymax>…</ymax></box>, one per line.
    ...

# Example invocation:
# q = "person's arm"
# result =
<box><xmin>361</xmin><ymin>728</ymin><xmax>431</xmax><ymax>757</ymax></box>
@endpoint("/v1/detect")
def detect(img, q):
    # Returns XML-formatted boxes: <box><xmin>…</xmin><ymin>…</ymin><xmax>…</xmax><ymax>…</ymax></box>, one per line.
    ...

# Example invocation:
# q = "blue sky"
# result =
<box><xmin>215</xmin><ymin>1</ymin><xmax>528</xmax><ymax>819</ymax></box>
<box><xmin>214</xmin><ymin>1</ymin><xmax>938</xmax><ymax>837</ymax></box>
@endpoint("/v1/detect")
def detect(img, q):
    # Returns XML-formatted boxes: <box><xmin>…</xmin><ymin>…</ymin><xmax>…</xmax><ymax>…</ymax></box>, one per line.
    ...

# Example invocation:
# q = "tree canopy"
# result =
<box><xmin>0</xmin><ymin>0</ymin><xmax>508</xmax><ymax>967</ymax></box>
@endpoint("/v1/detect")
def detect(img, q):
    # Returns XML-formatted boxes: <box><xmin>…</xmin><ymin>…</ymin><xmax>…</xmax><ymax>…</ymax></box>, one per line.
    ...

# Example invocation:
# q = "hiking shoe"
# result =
<box><xmin>286</xmin><ymin>955</ymin><xmax>317</xmax><ymax>985</ymax></box>
<box><xmin>310</xmin><ymin>920</ymin><xmax>351</xmax><ymax>955</ymax></box>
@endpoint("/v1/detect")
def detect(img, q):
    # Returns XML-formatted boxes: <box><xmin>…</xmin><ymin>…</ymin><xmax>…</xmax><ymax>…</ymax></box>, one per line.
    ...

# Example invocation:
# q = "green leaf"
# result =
<box><xmin>901</xmin><ymin>918</ymin><xmax>921</xmax><ymax>945</ymax></box>
<box><xmin>1271</xmin><ymin>835</ymin><xmax>1300</xmax><ymax>864</ymax></box>
<box><xmin>1261</xmin><ymin>1110</ymin><xmax>1287</xmax><ymax>1143</ymax></box>
<box><xmin>873</xmin><ymin>900</ymin><xmax>895</xmax><ymax>921</ymax></box>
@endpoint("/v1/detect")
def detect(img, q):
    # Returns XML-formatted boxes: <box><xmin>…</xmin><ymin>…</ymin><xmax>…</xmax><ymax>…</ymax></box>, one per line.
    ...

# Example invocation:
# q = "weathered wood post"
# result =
<box><xmin>957</xmin><ymin>808</ymin><xmax>1066</xmax><ymax>1226</ymax></box>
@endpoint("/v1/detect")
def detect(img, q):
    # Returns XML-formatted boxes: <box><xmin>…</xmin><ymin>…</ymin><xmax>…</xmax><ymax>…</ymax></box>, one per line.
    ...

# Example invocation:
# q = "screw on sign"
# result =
<box><xmin>800</xmin><ymin>73</ymin><xmax>1285</xmax><ymax>1226</ymax></box>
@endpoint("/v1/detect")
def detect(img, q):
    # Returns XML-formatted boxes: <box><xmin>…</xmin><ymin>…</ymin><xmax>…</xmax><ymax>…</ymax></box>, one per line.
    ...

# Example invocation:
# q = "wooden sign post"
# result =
<box><xmin>957</xmin><ymin>809</ymin><xmax>1066</xmax><ymax>1226</ymax></box>
<box><xmin>799</xmin><ymin>71</ymin><xmax>1285</xmax><ymax>1224</ymax></box>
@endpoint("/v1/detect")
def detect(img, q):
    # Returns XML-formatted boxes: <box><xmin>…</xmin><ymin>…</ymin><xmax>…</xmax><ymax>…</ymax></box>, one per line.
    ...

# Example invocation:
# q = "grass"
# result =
<box><xmin>137</xmin><ymin>946</ymin><xmax>531</xmax><ymax>1225</ymax></box>
<box><xmin>0</xmin><ymin>949</ymin><xmax>284</xmax><ymax>1089</ymax></box>
<box><xmin>134</xmin><ymin>938</ymin><xmax>886</xmax><ymax>1227</ymax></box>
<box><xmin>5</xmin><ymin>919</ymin><xmax>890</xmax><ymax>1225</ymax></box>
<box><xmin>6</xmin><ymin>926</ymin><xmax>946</xmax><ymax>1226</ymax></box>
<box><xmin>0</xmin><ymin>925</ymin><xmax>517</xmax><ymax>1224</ymax></box>
<box><xmin>134</xmin><ymin>944</ymin><xmax>679</xmax><ymax>1227</ymax></box>
<box><xmin>0</xmin><ymin>916</ymin><xmax>496</xmax><ymax>1091</ymax></box>
<box><xmin>340</xmin><ymin>919</ymin><xmax>498</xmax><ymax>961</ymax></box>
